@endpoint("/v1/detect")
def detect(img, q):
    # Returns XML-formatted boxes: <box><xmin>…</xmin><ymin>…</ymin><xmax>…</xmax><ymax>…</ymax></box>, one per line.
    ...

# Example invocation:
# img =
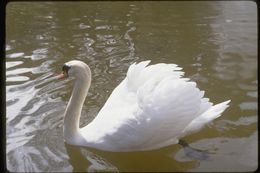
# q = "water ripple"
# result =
<box><xmin>7</xmin><ymin>52</ymin><xmax>25</xmax><ymax>58</ymax></box>
<box><xmin>6</xmin><ymin>1</ymin><xmax>257</xmax><ymax>172</ymax></box>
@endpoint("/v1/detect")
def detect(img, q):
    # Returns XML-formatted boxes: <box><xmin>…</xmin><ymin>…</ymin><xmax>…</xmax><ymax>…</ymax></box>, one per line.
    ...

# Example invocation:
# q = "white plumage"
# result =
<box><xmin>59</xmin><ymin>60</ymin><xmax>230</xmax><ymax>152</ymax></box>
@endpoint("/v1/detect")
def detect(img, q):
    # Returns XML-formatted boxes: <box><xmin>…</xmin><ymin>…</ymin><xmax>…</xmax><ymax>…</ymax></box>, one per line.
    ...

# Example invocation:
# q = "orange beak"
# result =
<box><xmin>57</xmin><ymin>72</ymin><xmax>68</xmax><ymax>79</ymax></box>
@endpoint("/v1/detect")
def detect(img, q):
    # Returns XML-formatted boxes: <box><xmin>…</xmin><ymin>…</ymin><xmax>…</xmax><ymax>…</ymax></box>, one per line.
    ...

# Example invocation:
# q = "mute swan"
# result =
<box><xmin>57</xmin><ymin>60</ymin><xmax>230</xmax><ymax>152</ymax></box>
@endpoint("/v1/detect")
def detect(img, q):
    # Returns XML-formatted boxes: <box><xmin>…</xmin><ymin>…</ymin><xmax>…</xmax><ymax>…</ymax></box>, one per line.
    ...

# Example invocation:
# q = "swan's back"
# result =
<box><xmin>81</xmin><ymin>61</ymin><xmax>230</xmax><ymax>151</ymax></box>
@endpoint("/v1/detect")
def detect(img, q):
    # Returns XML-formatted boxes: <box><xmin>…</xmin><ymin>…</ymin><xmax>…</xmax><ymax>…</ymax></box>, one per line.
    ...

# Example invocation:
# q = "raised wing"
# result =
<box><xmin>82</xmin><ymin>61</ymin><xmax>213</xmax><ymax>151</ymax></box>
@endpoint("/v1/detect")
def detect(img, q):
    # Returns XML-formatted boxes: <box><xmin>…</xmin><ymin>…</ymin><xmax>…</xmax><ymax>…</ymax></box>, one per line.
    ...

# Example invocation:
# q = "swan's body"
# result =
<box><xmin>59</xmin><ymin>60</ymin><xmax>230</xmax><ymax>152</ymax></box>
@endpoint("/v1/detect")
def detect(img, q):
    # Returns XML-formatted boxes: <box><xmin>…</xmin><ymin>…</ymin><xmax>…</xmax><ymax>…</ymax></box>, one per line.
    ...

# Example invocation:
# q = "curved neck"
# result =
<box><xmin>64</xmin><ymin>75</ymin><xmax>91</xmax><ymax>143</ymax></box>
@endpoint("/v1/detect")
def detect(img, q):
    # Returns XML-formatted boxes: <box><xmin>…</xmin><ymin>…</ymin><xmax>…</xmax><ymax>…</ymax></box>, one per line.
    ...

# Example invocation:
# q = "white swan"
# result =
<box><xmin>57</xmin><ymin>60</ymin><xmax>230</xmax><ymax>152</ymax></box>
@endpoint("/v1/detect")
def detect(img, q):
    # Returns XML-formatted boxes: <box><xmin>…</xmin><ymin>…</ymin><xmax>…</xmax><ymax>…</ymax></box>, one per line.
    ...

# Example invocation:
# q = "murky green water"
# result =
<box><xmin>6</xmin><ymin>1</ymin><xmax>257</xmax><ymax>172</ymax></box>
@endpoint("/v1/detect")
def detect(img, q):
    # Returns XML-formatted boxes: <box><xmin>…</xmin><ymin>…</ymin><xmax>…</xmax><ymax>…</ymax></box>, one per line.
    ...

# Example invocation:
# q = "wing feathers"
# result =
<box><xmin>88</xmin><ymin>61</ymin><xmax>230</xmax><ymax>151</ymax></box>
<box><xmin>124</xmin><ymin>61</ymin><xmax>229</xmax><ymax>149</ymax></box>
<box><xmin>126</xmin><ymin>60</ymin><xmax>184</xmax><ymax>92</ymax></box>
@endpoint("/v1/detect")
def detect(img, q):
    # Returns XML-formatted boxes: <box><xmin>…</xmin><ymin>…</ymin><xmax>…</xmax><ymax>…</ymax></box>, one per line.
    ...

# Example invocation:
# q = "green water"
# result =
<box><xmin>6</xmin><ymin>1</ymin><xmax>257</xmax><ymax>172</ymax></box>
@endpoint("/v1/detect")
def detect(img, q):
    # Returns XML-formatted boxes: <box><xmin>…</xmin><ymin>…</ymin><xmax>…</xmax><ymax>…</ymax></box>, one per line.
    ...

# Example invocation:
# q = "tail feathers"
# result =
<box><xmin>206</xmin><ymin>100</ymin><xmax>231</xmax><ymax>120</ymax></box>
<box><xmin>180</xmin><ymin>100</ymin><xmax>231</xmax><ymax>137</ymax></box>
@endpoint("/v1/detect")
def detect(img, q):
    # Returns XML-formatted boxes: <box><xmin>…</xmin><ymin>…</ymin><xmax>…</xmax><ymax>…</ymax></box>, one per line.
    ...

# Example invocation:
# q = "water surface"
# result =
<box><xmin>6</xmin><ymin>1</ymin><xmax>257</xmax><ymax>172</ymax></box>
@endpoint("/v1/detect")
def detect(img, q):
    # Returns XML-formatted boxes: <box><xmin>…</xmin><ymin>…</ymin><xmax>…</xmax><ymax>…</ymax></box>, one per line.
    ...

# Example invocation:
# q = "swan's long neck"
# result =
<box><xmin>63</xmin><ymin>70</ymin><xmax>91</xmax><ymax>144</ymax></box>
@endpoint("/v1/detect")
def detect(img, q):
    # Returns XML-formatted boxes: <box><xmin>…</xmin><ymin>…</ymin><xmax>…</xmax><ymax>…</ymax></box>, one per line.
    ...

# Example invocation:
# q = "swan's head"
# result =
<box><xmin>58</xmin><ymin>60</ymin><xmax>91</xmax><ymax>80</ymax></box>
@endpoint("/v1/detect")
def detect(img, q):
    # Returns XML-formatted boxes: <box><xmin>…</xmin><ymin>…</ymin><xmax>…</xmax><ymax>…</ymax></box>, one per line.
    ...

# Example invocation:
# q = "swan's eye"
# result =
<box><xmin>62</xmin><ymin>64</ymin><xmax>71</xmax><ymax>75</ymax></box>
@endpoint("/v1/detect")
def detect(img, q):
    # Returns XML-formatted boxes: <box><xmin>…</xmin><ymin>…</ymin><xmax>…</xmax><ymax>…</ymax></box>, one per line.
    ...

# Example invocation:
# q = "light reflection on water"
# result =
<box><xmin>6</xmin><ymin>1</ymin><xmax>257</xmax><ymax>172</ymax></box>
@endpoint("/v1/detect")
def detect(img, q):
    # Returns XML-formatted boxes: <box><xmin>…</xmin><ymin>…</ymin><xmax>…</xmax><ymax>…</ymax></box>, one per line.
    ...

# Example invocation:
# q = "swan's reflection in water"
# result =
<box><xmin>65</xmin><ymin>142</ymin><xmax>201</xmax><ymax>172</ymax></box>
<box><xmin>65</xmin><ymin>143</ymin><xmax>119</xmax><ymax>172</ymax></box>
<box><xmin>66</xmin><ymin>133</ymin><xmax>258</xmax><ymax>172</ymax></box>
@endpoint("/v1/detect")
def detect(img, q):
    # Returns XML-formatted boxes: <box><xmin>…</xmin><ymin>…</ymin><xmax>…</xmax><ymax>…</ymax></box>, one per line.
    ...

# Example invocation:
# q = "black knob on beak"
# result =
<box><xmin>62</xmin><ymin>64</ymin><xmax>71</xmax><ymax>75</ymax></box>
